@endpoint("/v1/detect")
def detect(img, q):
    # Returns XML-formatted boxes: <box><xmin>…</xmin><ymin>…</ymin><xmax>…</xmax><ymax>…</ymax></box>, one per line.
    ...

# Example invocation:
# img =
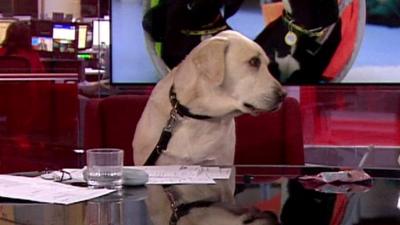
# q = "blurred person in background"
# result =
<box><xmin>0</xmin><ymin>21</ymin><xmax>45</xmax><ymax>73</ymax></box>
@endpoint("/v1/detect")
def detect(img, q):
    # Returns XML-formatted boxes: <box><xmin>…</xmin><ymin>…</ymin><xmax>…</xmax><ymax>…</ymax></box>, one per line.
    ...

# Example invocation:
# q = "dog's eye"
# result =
<box><xmin>248</xmin><ymin>57</ymin><xmax>261</xmax><ymax>68</ymax></box>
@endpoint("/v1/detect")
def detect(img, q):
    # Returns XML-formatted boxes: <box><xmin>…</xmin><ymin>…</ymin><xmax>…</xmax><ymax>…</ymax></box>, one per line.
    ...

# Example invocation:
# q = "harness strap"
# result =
<box><xmin>170</xmin><ymin>201</ymin><xmax>215</xmax><ymax>225</ymax></box>
<box><xmin>144</xmin><ymin>129</ymin><xmax>173</xmax><ymax>166</ymax></box>
<box><xmin>165</xmin><ymin>189</ymin><xmax>215</xmax><ymax>225</ymax></box>
<box><xmin>143</xmin><ymin>85</ymin><xmax>211</xmax><ymax>166</ymax></box>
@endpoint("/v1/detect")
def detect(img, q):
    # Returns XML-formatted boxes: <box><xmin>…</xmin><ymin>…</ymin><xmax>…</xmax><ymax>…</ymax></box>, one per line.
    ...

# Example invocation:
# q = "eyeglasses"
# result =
<box><xmin>40</xmin><ymin>170</ymin><xmax>72</xmax><ymax>182</ymax></box>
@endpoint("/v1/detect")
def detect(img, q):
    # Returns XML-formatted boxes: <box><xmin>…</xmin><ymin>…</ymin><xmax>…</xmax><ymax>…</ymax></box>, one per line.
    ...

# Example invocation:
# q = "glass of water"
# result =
<box><xmin>86</xmin><ymin>148</ymin><xmax>124</xmax><ymax>189</ymax></box>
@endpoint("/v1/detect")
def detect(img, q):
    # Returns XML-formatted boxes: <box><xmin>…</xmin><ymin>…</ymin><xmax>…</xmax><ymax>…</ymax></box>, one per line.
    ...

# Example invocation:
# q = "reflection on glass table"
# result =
<box><xmin>305</xmin><ymin>145</ymin><xmax>400</xmax><ymax>168</ymax></box>
<box><xmin>1</xmin><ymin>165</ymin><xmax>399</xmax><ymax>225</ymax></box>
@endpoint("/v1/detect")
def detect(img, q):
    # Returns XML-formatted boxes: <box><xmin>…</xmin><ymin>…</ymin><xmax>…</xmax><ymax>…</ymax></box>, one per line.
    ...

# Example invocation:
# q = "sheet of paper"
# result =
<box><xmin>147</xmin><ymin>175</ymin><xmax>215</xmax><ymax>184</ymax></box>
<box><xmin>126</xmin><ymin>165</ymin><xmax>231</xmax><ymax>184</ymax></box>
<box><xmin>64</xmin><ymin>166</ymin><xmax>232</xmax><ymax>185</ymax></box>
<box><xmin>131</xmin><ymin>165</ymin><xmax>201</xmax><ymax>177</ymax></box>
<box><xmin>129</xmin><ymin>165</ymin><xmax>211</xmax><ymax>184</ymax></box>
<box><xmin>0</xmin><ymin>175</ymin><xmax>114</xmax><ymax>205</ymax></box>
<box><xmin>200</xmin><ymin>167</ymin><xmax>232</xmax><ymax>179</ymax></box>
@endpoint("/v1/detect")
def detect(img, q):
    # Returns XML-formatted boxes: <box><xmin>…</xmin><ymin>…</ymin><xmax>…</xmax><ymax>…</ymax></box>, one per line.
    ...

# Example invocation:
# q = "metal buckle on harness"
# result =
<box><xmin>165</xmin><ymin>106</ymin><xmax>178</xmax><ymax>132</ymax></box>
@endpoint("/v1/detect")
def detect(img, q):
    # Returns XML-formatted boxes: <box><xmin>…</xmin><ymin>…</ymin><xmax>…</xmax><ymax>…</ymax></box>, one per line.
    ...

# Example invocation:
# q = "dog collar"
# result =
<box><xmin>282</xmin><ymin>11</ymin><xmax>328</xmax><ymax>46</ymax></box>
<box><xmin>180</xmin><ymin>14</ymin><xmax>228</xmax><ymax>36</ymax></box>
<box><xmin>283</xmin><ymin>12</ymin><xmax>326</xmax><ymax>38</ymax></box>
<box><xmin>180</xmin><ymin>25</ymin><xmax>228</xmax><ymax>36</ymax></box>
<box><xmin>169</xmin><ymin>85</ymin><xmax>212</xmax><ymax>120</ymax></box>
<box><xmin>165</xmin><ymin>189</ymin><xmax>215</xmax><ymax>225</ymax></box>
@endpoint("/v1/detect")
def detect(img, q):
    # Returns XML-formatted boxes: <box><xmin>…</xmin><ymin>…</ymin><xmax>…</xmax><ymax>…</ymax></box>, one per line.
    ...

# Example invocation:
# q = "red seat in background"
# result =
<box><xmin>0</xmin><ymin>81</ymin><xmax>79</xmax><ymax>173</ymax></box>
<box><xmin>83</xmin><ymin>94</ymin><xmax>149</xmax><ymax>166</ymax></box>
<box><xmin>0</xmin><ymin>56</ymin><xmax>31</xmax><ymax>73</ymax></box>
<box><xmin>235</xmin><ymin>97</ymin><xmax>304</xmax><ymax>165</ymax></box>
<box><xmin>83</xmin><ymin>95</ymin><xmax>304</xmax><ymax>166</ymax></box>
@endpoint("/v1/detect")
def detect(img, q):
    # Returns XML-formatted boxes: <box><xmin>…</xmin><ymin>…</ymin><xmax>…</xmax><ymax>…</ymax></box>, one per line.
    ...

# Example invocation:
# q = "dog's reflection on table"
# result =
<box><xmin>145</xmin><ymin>179</ymin><xmax>279</xmax><ymax>225</ymax></box>
<box><xmin>145</xmin><ymin>176</ymin><xmax>368</xmax><ymax>225</ymax></box>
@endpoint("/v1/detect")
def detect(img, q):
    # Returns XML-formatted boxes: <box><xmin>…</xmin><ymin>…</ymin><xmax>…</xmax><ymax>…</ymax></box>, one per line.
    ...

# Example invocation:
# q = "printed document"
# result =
<box><xmin>126</xmin><ymin>165</ymin><xmax>232</xmax><ymax>184</ymax></box>
<box><xmin>65</xmin><ymin>166</ymin><xmax>232</xmax><ymax>185</ymax></box>
<box><xmin>0</xmin><ymin>175</ymin><xmax>114</xmax><ymax>205</ymax></box>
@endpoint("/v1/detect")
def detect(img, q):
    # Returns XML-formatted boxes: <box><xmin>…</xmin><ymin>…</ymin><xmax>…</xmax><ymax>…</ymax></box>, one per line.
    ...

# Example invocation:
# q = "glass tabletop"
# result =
<box><xmin>1</xmin><ymin>165</ymin><xmax>399</xmax><ymax>225</ymax></box>
<box><xmin>304</xmin><ymin>145</ymin><xmax>400</xmax><ymax>168</ymax></box>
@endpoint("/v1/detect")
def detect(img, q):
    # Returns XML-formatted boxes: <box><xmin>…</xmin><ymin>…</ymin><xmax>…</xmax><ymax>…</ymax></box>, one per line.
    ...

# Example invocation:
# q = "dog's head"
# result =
<box><xmin>172</xmin><ymin>30</ymin><xmax>286</xmax><ymax>117</ymax></box>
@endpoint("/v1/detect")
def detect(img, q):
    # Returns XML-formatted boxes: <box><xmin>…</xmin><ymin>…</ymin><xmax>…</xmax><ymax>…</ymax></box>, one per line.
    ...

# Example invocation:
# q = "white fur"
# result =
<box><xmin>274</xmin><ymin>52</ymin><xmax>300</xmax><ymax>82</ymax></box>
<box><xmin>132</xmin><ymin>30</ymin><xmax>284</xmax><ymax>166</ymax></box>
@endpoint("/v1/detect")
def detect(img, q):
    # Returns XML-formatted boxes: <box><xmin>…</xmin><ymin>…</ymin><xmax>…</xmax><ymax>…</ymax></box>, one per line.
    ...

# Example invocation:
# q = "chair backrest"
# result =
<box><xmin>84</xmin><ymin>94</ymin><xmax>149</xmax><ymax>165</ymax></box>
<box><xmin>84</xmin><ymin>95</ymin><xmax>304</xmax><ymax>166</ymax></box>
<box><xmin>0</xmin><ymin>56</ymin><xmax>31</xmax><ymax>73</ymax></box>
<box><xmin>235</xmin><ymin>97</ymin><xmax>304</xmax><ymax>165</ymax></box>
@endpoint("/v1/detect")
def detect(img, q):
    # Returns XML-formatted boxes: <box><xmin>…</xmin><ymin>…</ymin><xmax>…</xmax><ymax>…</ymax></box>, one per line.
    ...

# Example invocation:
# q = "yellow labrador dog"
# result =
<box><xmin>133</xmin><ymin>30</ymin><xmax>286</xmax><ymax>166</ymax></box>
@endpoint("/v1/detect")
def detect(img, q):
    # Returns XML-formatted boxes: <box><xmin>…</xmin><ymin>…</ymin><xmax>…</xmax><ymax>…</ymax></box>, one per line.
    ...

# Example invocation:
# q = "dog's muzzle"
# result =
<box><xmin>243</xmin><ymin>89</ymin><xmax>287</xmax><ymax>114</ymax></box>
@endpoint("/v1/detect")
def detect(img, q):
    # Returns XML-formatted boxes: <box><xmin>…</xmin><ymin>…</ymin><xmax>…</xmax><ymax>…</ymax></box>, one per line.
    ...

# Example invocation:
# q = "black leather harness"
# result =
<box><xmin>144</xmin><ymin>85</ymin><xmax>212</xmax><ymax>166</ymax></box>
<box><xmin>165</xmin><ymin>188</ymin><xmax>215</xmax><ymax>225</ymax></box>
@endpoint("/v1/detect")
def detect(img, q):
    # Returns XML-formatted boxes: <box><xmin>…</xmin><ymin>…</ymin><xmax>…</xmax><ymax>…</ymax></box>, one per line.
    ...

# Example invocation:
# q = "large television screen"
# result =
<box><xmin>111</xmin><ymin>0</ymin><xmax>400</xmax><ymax>85</ymax></box>
<box><xmin>111</xmin><ymin>0</ymin><xmax>159</xmax><ymax>84</ymax></box>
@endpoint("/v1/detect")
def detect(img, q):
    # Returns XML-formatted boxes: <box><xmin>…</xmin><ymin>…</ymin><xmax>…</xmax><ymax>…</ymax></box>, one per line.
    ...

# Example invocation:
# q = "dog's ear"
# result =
<box><xmin>192</xmin><ymin>37</ymin><xmax>229</xmax><ymax>86</ymax></box>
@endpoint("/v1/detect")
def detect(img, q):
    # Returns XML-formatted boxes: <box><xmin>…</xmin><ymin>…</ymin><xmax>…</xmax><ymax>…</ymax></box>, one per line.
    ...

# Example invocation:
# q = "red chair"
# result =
<box><xmin>83</xmin><ymin>95</ymin><xmax>149</xmax><ymax>165</ymax></box>
<box><xmin>0</xmin><ymin>81</ymin><xmax>79</xmax><ymax>173</ymax></box>
<box><xmin>235</xmin><ymin>97</ymin><xmax>304</xmax><ymax>165</ymax></box>
<box><xmin>0</xmin><ymin>56</ymin><xmax>31</xmax><ymax>73</ymax></box>
<box><xmin>84</xmin><ymin>95</ymin><xmax>304</xmax><ymax>166</ymax></box>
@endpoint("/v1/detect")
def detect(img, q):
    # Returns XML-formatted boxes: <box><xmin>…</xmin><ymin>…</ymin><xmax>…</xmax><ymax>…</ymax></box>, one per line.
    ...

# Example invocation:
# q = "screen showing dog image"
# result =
<box><xmin>111</xmin><ymin>0</ymin><xmax>400</xmax><ymax>85</ymax></box>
